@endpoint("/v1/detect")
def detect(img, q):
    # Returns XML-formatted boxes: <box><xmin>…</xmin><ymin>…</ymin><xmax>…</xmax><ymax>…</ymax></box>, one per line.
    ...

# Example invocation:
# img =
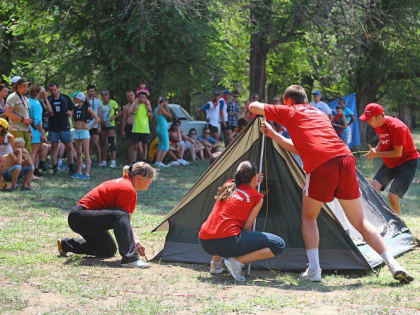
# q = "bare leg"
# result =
<box><xmin>235</xmin><ymin>248</ymin><xmax>275</xmax><ymax>264</ymax></box>
<box><xmin>65</xmin><ymin>142</ymin><xmax>74</xmax><ymax>166</ymax></box>
<box><xmin>371</xmin><ymin>179</ymin><xmax>382</xmax><ymax>193</ymax></box>
<box><xmin>388</xmin><ymin>192</ymin><xmax>400</xmax><ymax>215</ymax></box>
<box><xmin>21</xmin><ymin>167</ymin><xmax>34</xmax><ymax>189</ymax></box>
<box><xmin>31</xmin><ymin>143</ymin><xmax>41</xmax><ymax>167</ymax></box>
<box><xmin>189</xmin><ymin>144</ymin><xmax>196</xmax><ymax>161</ymax></box>
<box><xmin>100</xmin><ymin>130</ymin><xmax>107</xmax><ymax>163</ymax></box>
<box><xmin>142</xmin><ymin>142</ymin><xmax>148</xmax><ymax>161</ymax></box>
<box><xmin>178</xmin><ymin>143</ymin><xmax>186</xmax><ymax>160</ymax></box>
<box><xmin>10</xmin><ymin>167</ymin><xmax>21</xmax><ymax>188</ymax></box>
<box><xmin>75</xmin><ymin>140</ymin><xmax>82</xmax><ymax>174</ymax></box>
<box><xmin>301</xmin><ymin>195</ymin><xmax>323</xmax><ymax>249</ymax></box>
<box><xmin>82</xmin><ymin>139</ymin><xmax>91</xmax><ymax>175</ymax></box>
<box><xmin>51</xmin><ymin>142</ymin><xmax>59</xmax><ymax>166</ymax></box>
<box><xmin>338</xmin><ymin>198</ymin><xmax>386</xmax><ymax>254</ymax></box>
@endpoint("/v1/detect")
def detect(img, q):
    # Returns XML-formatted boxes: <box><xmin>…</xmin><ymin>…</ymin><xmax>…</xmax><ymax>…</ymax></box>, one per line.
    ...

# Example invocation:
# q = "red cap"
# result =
<box><xmin>359</xmin><ymin>103</ymin><xmax>384</xmax><ymax>121</ymax></box>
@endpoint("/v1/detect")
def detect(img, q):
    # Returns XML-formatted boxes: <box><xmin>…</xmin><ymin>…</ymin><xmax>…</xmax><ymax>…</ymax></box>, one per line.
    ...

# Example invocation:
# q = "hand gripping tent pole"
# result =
<box><xmin>247</xmin><ymin>120</ymin><xmax>266</xmax><ymax>276</ymax></box>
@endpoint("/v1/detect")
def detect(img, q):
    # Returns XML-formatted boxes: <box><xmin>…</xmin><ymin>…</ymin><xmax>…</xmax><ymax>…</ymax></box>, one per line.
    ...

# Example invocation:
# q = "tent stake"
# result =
<box><xmin>247</xmin><ymin>123</ymin><xmax>265</xmax><ymax>276</ymax></box>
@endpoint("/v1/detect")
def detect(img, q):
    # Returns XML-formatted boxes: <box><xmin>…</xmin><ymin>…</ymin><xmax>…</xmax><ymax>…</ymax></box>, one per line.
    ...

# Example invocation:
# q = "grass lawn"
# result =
<box><xmin>0</xmin><ymin>138</ymin><xmax>419</xmax><ymax>314</ymax></box>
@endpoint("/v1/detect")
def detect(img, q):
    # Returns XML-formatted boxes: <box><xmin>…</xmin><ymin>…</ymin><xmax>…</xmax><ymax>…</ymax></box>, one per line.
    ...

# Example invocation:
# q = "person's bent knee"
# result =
<box><xmin>371</xmin><ymin>179</ymin><xmax>382</xmax><ymax>192</ymax></box>
<box><xmin>269</xmin><ymin>237</ymin><xmax>286</xmax><ymax>256</ymax></box>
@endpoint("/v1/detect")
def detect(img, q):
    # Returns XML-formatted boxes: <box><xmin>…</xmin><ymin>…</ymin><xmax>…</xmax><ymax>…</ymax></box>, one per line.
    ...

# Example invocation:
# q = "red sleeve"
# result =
<box><xmin>392</xmin><ymin>125</ymin><xmax>405</xmax><ymax>147</ymax></box>
<box><xmin>117</xmin><ymin>189</ymin><xmax>137</xmax><ymax>213</ymax></box>
<box><xmin>250</xmin><ymin>191</ymin><xmax>264</xmax><ymax>208</ymax></box>
<box><xmin>264</xmin><ymin>104</ymin><xmax>289</xmax><ymax>125</ymax></box>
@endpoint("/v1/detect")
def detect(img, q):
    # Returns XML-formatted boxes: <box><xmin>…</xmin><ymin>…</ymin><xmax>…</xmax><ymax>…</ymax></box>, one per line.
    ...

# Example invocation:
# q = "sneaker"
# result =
<box><xmin>222</xmin><ymin>257</ymin><xmax>245</xmax><ymax>282</ymax></box>
<box><xmin>110</xmin><ymin>160</ymin><xmax>117</xmax><ymax>168</ymax></box>
<box><xmin>80</xmin><ymin>174</ymin><xmax>90</xmax><ymax>180</ymax></box>
<box><xmin>53</xmin><ymin>164</ymin><xmax>58</xmax><ymax>173</ymax></box>
<box><xmin>210</xmin><ymin>260</ymin><xmax>225</xmax><ymax>274</ymax></box>
<box><xmin>178</xmin><ymin>159</ymin><xmax>191</xmax><ymax>166</ymax></box>
<box><xmin>154</xmin><ymin>162</ymin><xmax>169</xmax><ymax>168</ymax></box>
<box><xmin>168</xmin><ymin>161</ymin><xmax>181</xmax><ymax>166</ymax></box>
<box><xmin>71</xmin><ymin>173</ymin><xmax>82</xmax><ymax>179</ymax></box>
<box><xmin>300</xmin><ymin>266</ymin><xmax>322</xmax><ymax>282</ymax></box>
<box><xmin>57</xmin><ymin>239</ymin><xmax>67</xmax><ymax>257</ymax></box>
<box><xmin>388</xmin><ymin>263</ymin><xmax>414</xmax><ymax>284</ymax></box>
<box><xmin>121</xmin><ymin>259</ymin><xmax>150</xmax><ymax>269</ymax></box>
<box><xmin>34</xmin><ymin>168</ymin><xmax>43</xmax><ymax>177</ymax></box>
<box><xmin>99</xmin><ymin>161</ymin><xmax>107</xmax><ymax>167</ymax></box>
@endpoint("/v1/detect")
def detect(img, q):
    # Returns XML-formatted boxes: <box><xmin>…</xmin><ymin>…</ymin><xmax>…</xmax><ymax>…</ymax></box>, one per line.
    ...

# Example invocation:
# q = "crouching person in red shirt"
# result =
<box><xmin>199</xmin><ymin>161</ymin><xmax>285</xmax><ymax>282</ymax></box>
<box><xmin>57</xmin><ymin>162</ymin><xmax>156</xmax><ymax>268</ymax></box>
<box><xmin>360</xmin><ymin>103</ymin><xmax>419</xmax><ymax>215</ymax></box>
<box><xmin>249</xmin><ymin>85</ymin><xmax>413</xmax><ymax>283</ymax></box>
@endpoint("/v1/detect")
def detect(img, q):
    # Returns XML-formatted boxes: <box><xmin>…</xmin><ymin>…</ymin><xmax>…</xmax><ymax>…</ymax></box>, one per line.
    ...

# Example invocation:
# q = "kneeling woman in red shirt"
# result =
<box><xmin>199</xmin><ymin>161</ymin><xmax>285</xmax><ymax>282</ymax></box>
<box><xmin>57</xmin><ymin>162</ymin><xmax>155</xmax><ymax>268</ymax></box>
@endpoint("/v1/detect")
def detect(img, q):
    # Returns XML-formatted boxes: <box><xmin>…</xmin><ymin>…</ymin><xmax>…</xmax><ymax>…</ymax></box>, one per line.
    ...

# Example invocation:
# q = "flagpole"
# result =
<box><xmin>247</xmin><ymin>118</ymin><xmax>265</xmax><ymax>276</ymax></box>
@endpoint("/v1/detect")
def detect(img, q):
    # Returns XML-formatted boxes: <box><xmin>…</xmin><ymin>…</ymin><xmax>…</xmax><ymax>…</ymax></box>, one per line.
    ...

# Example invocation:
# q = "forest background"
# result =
<box><xmin>1</xmin><ymin>0</ymin><xmax>419</xmax><ymax>143</ymax></box>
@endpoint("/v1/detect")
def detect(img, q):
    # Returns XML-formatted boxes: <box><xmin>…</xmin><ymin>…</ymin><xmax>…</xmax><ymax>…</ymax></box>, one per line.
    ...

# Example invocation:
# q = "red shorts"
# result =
<box><xmin>304</xmin><ymin>155</ymin><xmax>361</xmax><ymax>202</ymax></box>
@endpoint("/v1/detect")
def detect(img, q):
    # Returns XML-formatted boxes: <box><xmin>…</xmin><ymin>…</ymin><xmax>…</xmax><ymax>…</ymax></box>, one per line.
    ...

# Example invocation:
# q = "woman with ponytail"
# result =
<box><xmin>199</xmin><ymin>161</ymin><xmax>285</xmax><ymax>282</ymax></box>
<box><xmin>57</xmin><ymin>162</ymin><xmax>156</xmax><ymax>268</ymax></box>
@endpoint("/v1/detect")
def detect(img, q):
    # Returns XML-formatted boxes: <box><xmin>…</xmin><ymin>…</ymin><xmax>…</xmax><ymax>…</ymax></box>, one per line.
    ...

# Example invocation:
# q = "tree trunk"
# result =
<box><xmin>399</xmin><ymin>104</ymin><xmax>412</xmax><ymax>129</ymax></box>
<box><xmin>249</xmin><ymin>0</ymin><xmax>271</xmax><ymax>100</ymax></box>
<box><xmin>266</xmin><ymin>82</ymin><xmax>278</xmax><ymax>103</ymax></box>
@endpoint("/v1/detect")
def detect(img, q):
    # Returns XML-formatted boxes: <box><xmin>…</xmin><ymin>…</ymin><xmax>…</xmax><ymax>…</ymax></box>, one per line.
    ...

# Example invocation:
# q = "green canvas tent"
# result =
<box><xmin>152</xmin><ymin>117</ymin><xmax>415</xmax><ymax>271</ymax></box>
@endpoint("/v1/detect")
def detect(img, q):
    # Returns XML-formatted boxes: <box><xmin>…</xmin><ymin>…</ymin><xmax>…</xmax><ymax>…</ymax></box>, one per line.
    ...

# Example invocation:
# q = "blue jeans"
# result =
<box><xmin>48</xmin><ymin>130</ymin><xmax>72</xmax><ymax>143</ymax></box>
<box><xmin>2</xmin><ymin>164</ymin><xmax>34</xmax><ymax>181</ymax></box>
<box><xmin>200</xmin><ymin>230</ymin><xmax>285</xmax><ymax>258</ymax></box>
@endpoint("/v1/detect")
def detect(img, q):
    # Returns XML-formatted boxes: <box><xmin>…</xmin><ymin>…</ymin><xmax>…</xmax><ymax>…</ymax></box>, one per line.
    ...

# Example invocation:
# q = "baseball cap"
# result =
<box><xmin>312</xmin><ymin>90</ymin><xmax>321</xmax><ymax>96</ymax></box>
<box><xmin>359</xmin><ymin>103</ymin><xmax>384</xmax><ymax>121</ymax></box>
<box><xmin>335</xmin><ymin>104</ymin><xmax>342</xmax><ymax>109</ymax></box>
<box><xmin>10</xmin><ymin>76</ymin><xmax>21</xmax><ymax>84</ymax></box>
<box><xmin>16</xmin><ymin>78</ymin><xmax>30</xmax><ymax>85</ymax></box>
<box><xmin>223</xmin><ymin>89</ymin><xmax>231</xmax><ymax>95</ymax></box>
<box><xmin>71</xmin><ymin>91</ymin><xmax>86</xmax><ymax>102</ymax></box>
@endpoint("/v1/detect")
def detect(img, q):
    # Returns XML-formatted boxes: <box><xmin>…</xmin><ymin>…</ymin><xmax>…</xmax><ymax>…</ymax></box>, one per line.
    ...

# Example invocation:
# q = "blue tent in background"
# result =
<box><xmin>328</xmin><ymin>93</ymin><xmax>361</xmax><ymax>148</ymax></box>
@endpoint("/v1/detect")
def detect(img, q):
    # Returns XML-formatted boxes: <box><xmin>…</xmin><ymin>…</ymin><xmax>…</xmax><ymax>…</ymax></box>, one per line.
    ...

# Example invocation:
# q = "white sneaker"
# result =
<box><xmin>300</xmin><ymin>266</ymin><xmax>322</xmax><ymax>282</ymax></box>
<box><xmin>99</xmin><ymin>161</ymin><xmax>107</xmax><ymax>167</ymax></box>
<box><xmin>121</xmin><ymin>259</ymin><xmax>150</xmax><ymax>269</ymax></box>
<box><xmin>223</xmin><ymin>258</ymin><xmax>245</xmax><ymax>282</ymax></box>
<box><xmin>110</xmin><ymin>160</ymin><xmax>117</xmax><ymax>168</ymax></box>
<box><xmin>210</xmin><ymin>260</ymin><xmax>225</xmax><ymax>274</ymax></box>
<box><xmin>178</xmin><ymin>159</ymin><xmax>191</xmax><ymax>165</ymax></box>
<box><xmin>168</xmin><ymin>161</ymin><xmax>181</xmax><ymax>166</ymax></box>
<box><xmin>388</xmin><ymin>262</ymin><xmax>414</xmax><ymax>283</ymax></box>
<box><xmin>154</xmin><ymin>162</ymin><xmax>169</xmax><ymax>168</ymax></box>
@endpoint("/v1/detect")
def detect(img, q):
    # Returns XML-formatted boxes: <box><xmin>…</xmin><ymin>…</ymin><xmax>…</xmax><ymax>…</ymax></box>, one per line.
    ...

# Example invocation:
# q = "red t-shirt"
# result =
<box><xmin>264</xmin><ymin>104</ymin><xmax>351</xmax><ymax>174</ymax></box>
<box><xmin>78</xmin><ymin>177</ymin><xmax>137</xmax><ymax>213</ymax></box>
<box><xmin>199</xmin><ymin>183</ymin><xmax>264</xmax><ymax>240</ymax></box>
<box><xmin>374</xmin><ymin>116</ymin><xmax>419</xmax><ymax>169</ymax></box>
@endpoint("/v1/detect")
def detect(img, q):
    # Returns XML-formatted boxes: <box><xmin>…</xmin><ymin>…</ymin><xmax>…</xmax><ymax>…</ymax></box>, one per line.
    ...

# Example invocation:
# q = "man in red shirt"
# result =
<box><xmin>249</xmin><ymin>85</ymin><xmax>413</xmax><ymax>283</ymax></box>
<box><xmin>360</xmin><ymin>103</ymin><xmax>419</xmax><ymax>215</ymax></box>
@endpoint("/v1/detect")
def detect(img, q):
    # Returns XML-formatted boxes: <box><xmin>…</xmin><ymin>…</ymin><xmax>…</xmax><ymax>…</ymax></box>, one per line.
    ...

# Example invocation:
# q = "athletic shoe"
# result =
<box><xmin>53</xmin><ymin>164</ymin><xmax>58</xmax><ymax>173</ymax></box>
<box><xmin>71</xmin><ymin>173</ymin><xmax>82</xmax><ymax>179</ymax></box>
<box><xmin>154</xmin><ymin>162</ymin><xmax>169</xmax><ymax>168</ymax></box>
<box><xmin>121</xmin><ymin>259</ymin><xmax>150</xmax><ymax>269</ymax></box>
<box><xmin>168</xmin><ymin>161</ymin><xmax>181</xmax><ymax>166</ymax></box>
<box><xmin>80</xmin><ymin>174</ymin><xmax>90</xmax><ymax>180</ymax></box>
<box><xmin>388</xmin><ymin>263</ymin><xmax>414</xmax><ymax>284</ymax></box>
<box><xmin>210</xmin><ymin>259</ymin><xmax>225</xmax><ymax>274</ymax></box>
<box><xmin>177</xmin><ymin>159</ymin><xmax>191</xmax><ymax>166</ymax></box>
<box><xmin>300</xmin><ymin>266</ymin><xmax>322</xmax><ymax>282</ymax></box>
<box><xmin>110</xmin><ymin>160</ymin><xmax>117</xmax><ymax>168</ymax></box>
<box><xmin>57</xmin><ymin>239</ymin><xmax>67</xmax><ymax>257</ymax></box>
<box><xmin>222</xmin><ymin>257</ymin><xmax>245</xmax><ymax>282</ymax></box>
<box><xmin>99</xmin><ymin>161</ymin><xmax>107</xmax><ymax>167</ymax></box>
<box><xmin>34</xmin><ymin>168</ymin><xmax>43</xmax><ymax>177</ymax></box>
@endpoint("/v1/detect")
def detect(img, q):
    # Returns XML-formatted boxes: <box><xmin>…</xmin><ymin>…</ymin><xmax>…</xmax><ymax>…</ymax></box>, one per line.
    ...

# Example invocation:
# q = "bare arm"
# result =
<box><xmin>248</xmin><ymin>102</ymin><xmax>265</xmax><ymax>116</ymax></box>
<box><xmin>243</xmin><ymin>198</ymin><xmax>264</xmax><ymax>231</ymax></box>
<box><xmin>364</xmin><ymin>145</ymin><xmax>403</xmax><ymax>160</ymax></box>
<box><xmin>87</xmin><ymin>108</ymin><xmax>100</xmax><ymax>129</ymax></box>
<box><xmin>348</xmin><ymin>114</ymin><xmax>355</xmax><ymax>126</ymax></box>
<box><xmin>5</xmin><ymin>106</ymin><xmax>32</xmax><ymax>125</ymax></box>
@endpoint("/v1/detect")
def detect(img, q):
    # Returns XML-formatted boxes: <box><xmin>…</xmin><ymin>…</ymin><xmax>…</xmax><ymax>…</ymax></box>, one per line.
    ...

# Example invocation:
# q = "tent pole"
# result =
<box><xmin>247</xmin><ymin>122</ymin><xmax>265</xmax><ymax>276</ymax></box>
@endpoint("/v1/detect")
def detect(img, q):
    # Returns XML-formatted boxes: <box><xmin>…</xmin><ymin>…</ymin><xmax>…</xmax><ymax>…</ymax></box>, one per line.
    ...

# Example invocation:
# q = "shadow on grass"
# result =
<box><xmin>63</xmin><ymin>256</ymin><xmax>122</xmax><ymax>268</ymax></box>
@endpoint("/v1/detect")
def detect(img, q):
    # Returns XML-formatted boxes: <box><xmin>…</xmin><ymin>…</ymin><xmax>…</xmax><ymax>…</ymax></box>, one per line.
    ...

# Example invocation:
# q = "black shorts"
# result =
<box><xmin>209</xmin><ymin>125</ymin><xmax>218</xmax><ymax>134</ymax></box>
<box><xmin>90</xmin><ymin>128</ymin><xmax>99</xmax><ymax>136</ymax></box>
<box><xmin>103</xmin><ymin>126</ymin><xmax>115</xmax><ymax>132</ymax></box>
<box><xmin>373</xmin><ymin>158</ymin><xmax>418</xmax><ymax>198</ymax></box>
<box><xmin>124</xmin><ymin>124</ymin><xmax>133</xmax><ymax>140</ymax></box>
<box><xmin>131</xmin><ymin>132</ymin><xmax>150</xmax><ymax>144</ymax></box>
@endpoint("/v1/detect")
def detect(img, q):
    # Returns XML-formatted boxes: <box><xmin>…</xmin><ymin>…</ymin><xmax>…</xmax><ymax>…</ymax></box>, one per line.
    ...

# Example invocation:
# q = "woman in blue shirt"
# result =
<box><xmin>153</xmin><ymin>97</ymin><xmax>172</xmax><ymax>167</ymax></box>
<box><xmin>28</xmin><ymin>85</ymin><xmax>47</xmax><ymax>176</ymax></box>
